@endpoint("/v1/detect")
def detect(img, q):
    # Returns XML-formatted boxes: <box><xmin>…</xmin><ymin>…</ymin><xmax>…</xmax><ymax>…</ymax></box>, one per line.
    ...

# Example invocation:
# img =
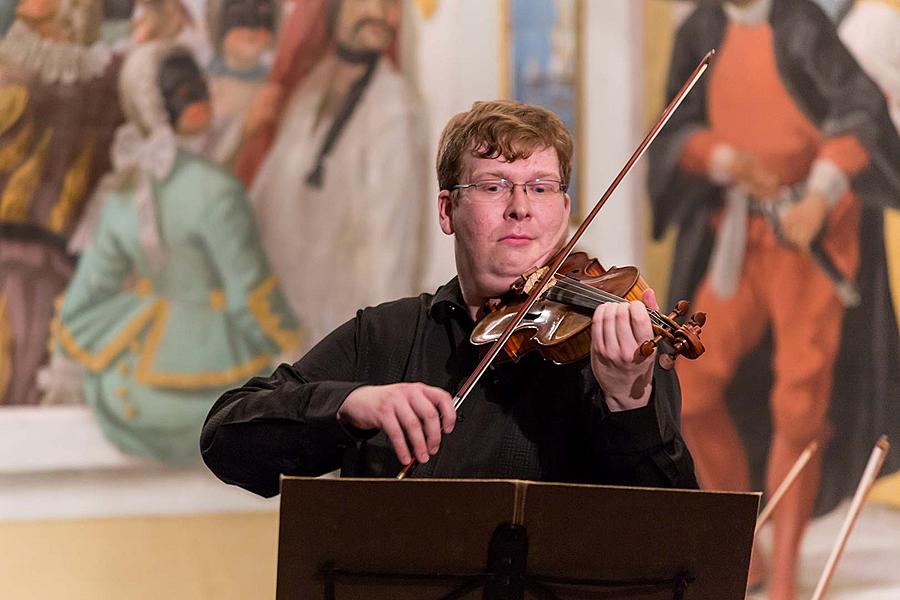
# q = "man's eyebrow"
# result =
<box><xmin>470</xmin><ymin>170</ymin><xmax>560</xmax><ymax>180</ymax></box>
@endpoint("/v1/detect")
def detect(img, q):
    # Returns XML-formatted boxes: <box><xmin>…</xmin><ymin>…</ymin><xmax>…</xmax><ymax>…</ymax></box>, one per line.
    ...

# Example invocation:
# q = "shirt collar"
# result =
<box><xmin>724</xmin><ymin>0</ymin><xmax>773</xmax><ymax>26</ymax></box>
<box><xmin>429</xmin><ymin>276</ymin><xmax>471</xmax><ymax>322</ymax></box>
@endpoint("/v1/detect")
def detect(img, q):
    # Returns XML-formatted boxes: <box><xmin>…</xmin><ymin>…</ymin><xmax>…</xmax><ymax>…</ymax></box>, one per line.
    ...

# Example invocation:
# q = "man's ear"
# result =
<box><xmin>438</xmin><ymin>190</ymin><xmax>454</xmax><ymax>235</ymax></box>
<box><xmin>563</xmin><ymin>192</ymin><xmax>572</xmax><ymax>220</ymax></box>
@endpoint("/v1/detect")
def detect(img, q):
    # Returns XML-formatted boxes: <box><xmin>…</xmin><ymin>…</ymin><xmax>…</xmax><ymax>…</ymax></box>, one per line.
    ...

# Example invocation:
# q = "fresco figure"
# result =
<box><xmin>647</xmin><ymin>0</ymin><xmax>900</xmax><ymax>598</ymax></box>
<box><xmin>130</xmin><ymin>0</ymin><xmax>211</xmax><ymax>65</ymax></box>
<box><xmin>50</xmin><ymin>43</ymin><xmax>299</xmax><ymax>464</ymax></box>
<box><xmin>0</xmin><ymin>0</ymin><xmax>122</xmax><ymax>405</ymax></box>
<box><xmin>201</xmin><ymin>0</ymin><xmax>276</xmax><ymax>164</ymax></box>
<box><xmin>235</xmin><ymin>0</ymin><xmax>427</xmax><ymax>350</ymax></box>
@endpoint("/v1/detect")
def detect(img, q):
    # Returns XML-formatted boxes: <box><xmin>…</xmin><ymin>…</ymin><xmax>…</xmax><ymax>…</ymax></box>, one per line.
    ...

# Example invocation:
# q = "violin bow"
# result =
<box><xmin>810</xmin><ymin>436</ymin><xmax>890</xmax><ymax>600</ymax></box>
<box><xmin>398</xmin><ymin>49</ymin><xmax>716</xmax><ymax>479</ymax></box>
<box><xmin>755</xmin><ymin>440</ymin><xmax>819</xmax><ymax>535</ymax></box>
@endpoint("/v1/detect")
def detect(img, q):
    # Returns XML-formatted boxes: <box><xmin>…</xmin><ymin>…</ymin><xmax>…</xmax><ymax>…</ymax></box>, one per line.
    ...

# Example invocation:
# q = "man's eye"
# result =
<box><xmin>481</xmin><ymin>183</ymin><xmax>502</xmax><ymax>193</ymax></box>
<box><xmin>531</xmin><ymin>185</ymin><xmax>548</xmax><ymax>194</ymax></box>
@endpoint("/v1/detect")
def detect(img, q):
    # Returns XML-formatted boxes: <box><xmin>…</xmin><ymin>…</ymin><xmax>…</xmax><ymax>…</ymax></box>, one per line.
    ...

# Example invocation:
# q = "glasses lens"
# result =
<box><xmin>474</xmin><ymin>180</ymin><xmax>511</xmax><ymax>197</ymax></box>
<box><xmin>526</xmin><ymin>181</ymin><xmax>561</xmax><ymax>196</ymax></box>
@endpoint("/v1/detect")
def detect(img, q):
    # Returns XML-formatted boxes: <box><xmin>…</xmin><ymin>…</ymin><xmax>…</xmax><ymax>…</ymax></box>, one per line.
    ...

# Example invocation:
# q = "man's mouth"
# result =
<box><xmin>499</xmin><ymin>234</ymin><xmax>534</xmax><ymax>246</ymax></box>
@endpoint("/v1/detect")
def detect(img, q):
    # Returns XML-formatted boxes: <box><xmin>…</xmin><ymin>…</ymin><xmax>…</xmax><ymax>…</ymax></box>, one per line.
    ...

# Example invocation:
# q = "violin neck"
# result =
<box><xmin>545</xmin><ymin>283</ymin><xmax>613</xmax><ymax>312</ymax></box>
<box><xmin>545</xmin><ymin>280</ymin><xmax>669</xmax><ymax>329</ymax></box>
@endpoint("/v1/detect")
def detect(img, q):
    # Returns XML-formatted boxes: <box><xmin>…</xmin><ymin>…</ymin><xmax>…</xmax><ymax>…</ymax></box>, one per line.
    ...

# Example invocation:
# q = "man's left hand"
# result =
<box><xmin>591</xmin><ymin>288</ymin><xmax>658</xmax><ymax>411</ymax></box>
<box><xmin>779</xmin><ymin>191</ymin><xmax>830</xmax><ymax>251</ymax></box>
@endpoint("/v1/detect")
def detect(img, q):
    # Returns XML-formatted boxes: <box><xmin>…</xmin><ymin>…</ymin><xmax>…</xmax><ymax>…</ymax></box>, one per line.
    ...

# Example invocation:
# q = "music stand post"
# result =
<box><xmin>277</xmin><ymin>478</ymin><xmax>759</xmax><ymax>600</ymax></box>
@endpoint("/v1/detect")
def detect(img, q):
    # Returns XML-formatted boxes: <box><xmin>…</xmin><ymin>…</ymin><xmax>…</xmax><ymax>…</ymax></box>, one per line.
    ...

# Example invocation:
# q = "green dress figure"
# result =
<box><xmin>51</xmin><ymin>42</ymin><xmax>300</xmax><ymax>464</ymax></box>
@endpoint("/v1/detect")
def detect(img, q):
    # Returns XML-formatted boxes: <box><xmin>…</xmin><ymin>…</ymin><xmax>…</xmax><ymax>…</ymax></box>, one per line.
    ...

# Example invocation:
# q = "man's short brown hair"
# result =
<box><xmin>436</xmin><ymin>100</ymin><xmax>574</xmax><ymax>191</ymax></box>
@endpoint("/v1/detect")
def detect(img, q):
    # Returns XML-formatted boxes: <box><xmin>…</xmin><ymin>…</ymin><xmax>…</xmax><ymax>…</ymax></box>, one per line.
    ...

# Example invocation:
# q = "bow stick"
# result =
<box><xmin>755</xmin><ymin>440</ymin><xmax>819</xmax><ymax>535</ymax></box>
<box><xmin>810</xmin><ymin>436</ymin><xmax>890</xmax><ymax>600</ymax></box>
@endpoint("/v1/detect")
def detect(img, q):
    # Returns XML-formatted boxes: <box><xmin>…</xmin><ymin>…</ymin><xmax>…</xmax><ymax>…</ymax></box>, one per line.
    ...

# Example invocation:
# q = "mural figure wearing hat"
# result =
<box><xmin>0</xmin><ymin>0</ymin><xmax>122</xmax><ymax>405</ymax></box>
<box><xmin>234</xmin><ymin>0</ymin><xmax>427</xmax><ymax>351</ymax></box>
<box><xmin>48</xmin><ymin>42</ymin><xmax>299</xmax><ymax>464</ymax></box>
<box><xmin>648</xmin><ymin>0</ymin><xmax>900</xmax><ymax>598</ymax></box>
<box><xmin>200</xmin><ymin>0</ymin><xmax>277</xmax><ymax>164</ymax></box>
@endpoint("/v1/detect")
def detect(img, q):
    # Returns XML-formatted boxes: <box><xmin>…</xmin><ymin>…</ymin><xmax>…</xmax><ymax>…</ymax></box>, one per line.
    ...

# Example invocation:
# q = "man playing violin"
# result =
<box><xmin>201</xmin><ymin>100</ymin><xmax>698</xmax><ymax>497</ymax></box>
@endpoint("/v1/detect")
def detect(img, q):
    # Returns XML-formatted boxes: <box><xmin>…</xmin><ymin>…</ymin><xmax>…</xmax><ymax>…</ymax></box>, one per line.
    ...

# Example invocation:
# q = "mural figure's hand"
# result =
<box><xmin>730</xmin><ymin>151</ymin><xmax>780</xmax><ymax>198</ymax></box>
<box><xmin>779</xmin><ymin>191</ymin><xmax>830</xmax><ymax>251</ymax></box>
<box><xmin>243</xmin><ymin>82</ymin><xmax>284</xmax><ymax>136</ymax></box>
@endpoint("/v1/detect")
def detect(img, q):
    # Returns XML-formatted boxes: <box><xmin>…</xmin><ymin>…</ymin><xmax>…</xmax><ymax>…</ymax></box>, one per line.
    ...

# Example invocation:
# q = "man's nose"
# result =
<box><xmin>504</xmin><ymin>185</ymin><xmax>532</xmax><ymax>220</ymax></box>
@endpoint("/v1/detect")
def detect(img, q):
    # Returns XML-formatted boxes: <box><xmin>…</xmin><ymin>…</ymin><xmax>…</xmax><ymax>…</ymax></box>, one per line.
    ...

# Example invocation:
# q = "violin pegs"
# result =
<box><xmin>640</xmin><ymin>338</ymin><xmax>660</xmax><ymax>357</ymax></box>
<box><xmin>674</xmin><ymin>300</ymin><xmax>690</xmax><ymax>316</ymax></box>
<box><xmin>691</xmin><ymin>312</ymin><xmax>706</xmax><ymax>327</ymax></box>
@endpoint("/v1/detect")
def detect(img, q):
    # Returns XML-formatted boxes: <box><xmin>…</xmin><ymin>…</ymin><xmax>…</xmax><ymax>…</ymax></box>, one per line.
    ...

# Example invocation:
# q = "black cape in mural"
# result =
<box><xmin>648</xmin><ymin>0</ymin><xmax>900</xmax><ymax>514</ymax></box>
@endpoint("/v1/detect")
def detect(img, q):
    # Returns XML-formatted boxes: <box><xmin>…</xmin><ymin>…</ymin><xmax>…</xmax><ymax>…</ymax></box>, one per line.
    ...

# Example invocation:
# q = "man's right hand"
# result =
<box><xmin>337</xmin><ymin>383</ymin><xmax>456</xmax><ymax>466</ymax></box>
<box><xmin>729</xmin><ymin>151</ymin><xmax>779</xmax><ymax>198</ymax></box>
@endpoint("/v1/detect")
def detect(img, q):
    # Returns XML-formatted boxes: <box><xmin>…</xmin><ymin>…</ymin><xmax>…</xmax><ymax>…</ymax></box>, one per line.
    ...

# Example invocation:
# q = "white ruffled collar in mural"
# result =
<box><xmin>724</xmin><ymin>0</ymin><xmax>773</xmax><ymax>26</ymax></box>
<box><xmin>112</xmin><ymin>123</ymin><xmax>177</xmax><ymax>179</ymax></box>
<box><xmin>0</xmin><ymin>20</ymin><xmax>112</xmax><ymax>85</ymax></box>
<box><xmin>112</xmin><ymin>123</ymin><xmax>177</xmax><ymax>271</ymax></box>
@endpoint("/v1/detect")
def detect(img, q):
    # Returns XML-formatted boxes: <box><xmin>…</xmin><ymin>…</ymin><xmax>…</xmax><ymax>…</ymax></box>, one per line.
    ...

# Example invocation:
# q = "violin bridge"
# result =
<box><xmin>519</xmin><ymin>266</ymin><xmax>552</xmax><ymax>295</ymax></box>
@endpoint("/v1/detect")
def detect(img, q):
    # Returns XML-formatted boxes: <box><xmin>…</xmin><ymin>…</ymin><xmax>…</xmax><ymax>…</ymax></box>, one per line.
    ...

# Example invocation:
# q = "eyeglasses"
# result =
<box><xmin>450</xmin><ymin>178</ymin><xmax>568</xmax><ymax>201</ymax></box>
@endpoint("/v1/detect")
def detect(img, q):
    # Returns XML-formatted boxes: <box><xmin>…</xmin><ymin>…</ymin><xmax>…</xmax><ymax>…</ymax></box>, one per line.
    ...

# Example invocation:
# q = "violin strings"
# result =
<box><xmin>553</xmin><ymin>275</ymin><xmax>654</xmax><ymax>311</ymax></box>
<box><xmin>555</xmin><ymin>276</ymin><xmax>637</xmax><ymax>308</ymax></box>
<box><xmin>551</xmin><ymin>276</ymin><xmax>669</xmax><ymax>329</ymax></box>
<box><xmin>555</xmin><ymin>274</ymin><xmax>666</xmax><ymax>320</ymax></box>
<box><xmin>550</xmin><ymin>275</ymin><xmax>670</xmax><ymax>329</ymax></box>
<box><xmin>551</xmin><ymin>284</ymin><xmax>669</xmax><ymax>330</ymax></box>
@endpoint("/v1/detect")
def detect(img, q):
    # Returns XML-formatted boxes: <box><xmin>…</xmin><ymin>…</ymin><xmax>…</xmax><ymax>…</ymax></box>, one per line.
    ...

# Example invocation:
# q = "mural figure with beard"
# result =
<box><xmin>49</xmin><ymin>43</ymin><xmax>299</xmax><ymax>464</ymax></box>
<box><xmin>234</xmin><ymin>0</ymin><xmax>427</xmax><ymax>351</ymax></box>
<box><xmin>0</xmin><ymin>0</ymin><xmax>122</xmax><ymax>405</ymax></box>
<box><xmin>648</xmin><ymin>0</ymin><xmax>900</xmax><ymax>598</ymax></box>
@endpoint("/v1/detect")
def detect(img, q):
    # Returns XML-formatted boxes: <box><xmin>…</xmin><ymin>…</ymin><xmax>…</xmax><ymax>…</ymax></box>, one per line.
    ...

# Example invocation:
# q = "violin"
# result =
<box><xmin>470</xmin><ymin>251</ymin><xmax>706</xmax><ymax>365</ymax></box>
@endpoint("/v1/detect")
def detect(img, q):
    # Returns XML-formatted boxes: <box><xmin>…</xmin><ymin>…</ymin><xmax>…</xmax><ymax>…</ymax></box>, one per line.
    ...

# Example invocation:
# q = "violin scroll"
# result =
<box><xmin>639</xmin><ymin>300</ymin><xmax>706</xmax><ymax>360</ymax></box>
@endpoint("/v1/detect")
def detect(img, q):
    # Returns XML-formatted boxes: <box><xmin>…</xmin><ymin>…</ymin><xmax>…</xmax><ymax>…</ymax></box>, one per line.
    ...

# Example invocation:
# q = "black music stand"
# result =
<box><xmin>276</xmin><ymin>478</ymin><xmax>759</xmax><ymax>599</ymax></box>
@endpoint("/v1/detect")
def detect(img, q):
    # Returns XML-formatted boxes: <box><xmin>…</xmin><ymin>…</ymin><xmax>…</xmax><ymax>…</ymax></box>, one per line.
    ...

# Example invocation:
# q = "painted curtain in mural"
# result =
<box><xmin>504</xmin><ymin>0</ymin><xmax>582</xmax><ymax>219</ymax></box>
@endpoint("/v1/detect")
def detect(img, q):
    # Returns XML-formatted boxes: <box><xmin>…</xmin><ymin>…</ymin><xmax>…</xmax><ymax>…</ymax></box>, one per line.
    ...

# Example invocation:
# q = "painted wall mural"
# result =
<box><xmin>0</xmin><ymin>0</ymin><xmax>428</xmax><ymax>468</ymax></box>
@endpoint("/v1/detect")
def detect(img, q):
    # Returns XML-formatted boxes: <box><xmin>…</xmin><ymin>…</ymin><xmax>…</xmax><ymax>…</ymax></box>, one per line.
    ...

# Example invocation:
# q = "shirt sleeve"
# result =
<box><xmin>587</xmin><ymin>363</ymin><xmax>699</xmax><ymax>489</ymax></box>
<box><xmin>200</xmin><ymin>317</ymin><xmax>368</xmax><ymax>497</ymax></box>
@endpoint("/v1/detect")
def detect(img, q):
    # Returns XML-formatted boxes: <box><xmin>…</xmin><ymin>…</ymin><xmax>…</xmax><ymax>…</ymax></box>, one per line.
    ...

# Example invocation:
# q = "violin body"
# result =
<box><xmin>470</xmin><ymin>252</ymin><xmax>651</xmax><ymax>364</ymax></box>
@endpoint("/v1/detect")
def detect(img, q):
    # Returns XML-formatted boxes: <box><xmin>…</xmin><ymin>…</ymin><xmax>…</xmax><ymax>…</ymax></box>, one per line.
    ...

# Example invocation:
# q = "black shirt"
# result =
<box><xmin>201</xmin><ymin>278</ymin><xmax>698</xmax><ymax>497</ymax></box>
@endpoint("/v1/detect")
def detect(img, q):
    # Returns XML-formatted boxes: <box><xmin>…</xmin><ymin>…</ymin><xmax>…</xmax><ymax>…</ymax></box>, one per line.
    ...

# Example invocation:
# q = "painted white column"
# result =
<box><xmin>416</xmin><ymin>0</ymin><xmax>502</xmax><ymax>290</ymax></box>
<box><xmin>578</xmin><ymin>0</ymin><xmax>645</xmax><ymax>270</ymax></box>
